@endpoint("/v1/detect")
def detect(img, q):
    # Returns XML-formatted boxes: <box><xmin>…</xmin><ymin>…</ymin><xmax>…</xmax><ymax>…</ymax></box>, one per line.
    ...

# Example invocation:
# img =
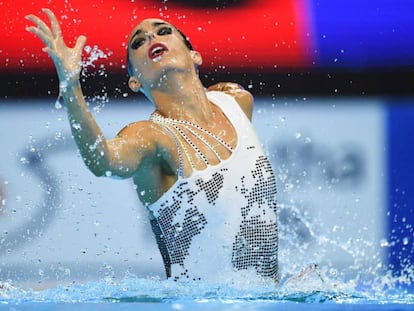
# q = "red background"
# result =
<box><xmin>1</xmin><ymin>0</ymin><xmax>313</xmax><ymax>74</ymax></box>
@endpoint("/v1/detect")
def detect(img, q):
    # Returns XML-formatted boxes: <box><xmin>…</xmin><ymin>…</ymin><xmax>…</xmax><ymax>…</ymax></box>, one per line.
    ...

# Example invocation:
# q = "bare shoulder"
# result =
<box><xmin>207</xmin><ymin>82</ymin><xmax>254</xmax><ymax>120</ymax></box>
<box><xmin>116</xmin><ymin>119</ymin><xmax>175</xmax><ymax>149</ymax></box>
<box><xmin>117</xmin><ymin>120</ymin><xmax>161</xmax><ymax>137</ymax></box>
<box><xmin>103</xmin><ymin>120</ymin><xmax>178</xmax><ymax>180</ymax></box>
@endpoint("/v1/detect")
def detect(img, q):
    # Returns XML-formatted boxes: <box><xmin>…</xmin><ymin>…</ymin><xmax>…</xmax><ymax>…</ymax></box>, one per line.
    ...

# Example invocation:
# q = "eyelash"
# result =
<box><xmin>131</xmin><ymin>26</ymin><xmax>173</xmax><ymax>50</ymax></box>
<box><xmin>158</xmin><ymin>26</ymin><xmax>172</xmax><ymax>36</ymax></box>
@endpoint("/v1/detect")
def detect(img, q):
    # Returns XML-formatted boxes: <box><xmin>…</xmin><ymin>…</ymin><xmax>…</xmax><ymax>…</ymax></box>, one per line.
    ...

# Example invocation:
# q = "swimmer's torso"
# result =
<box><xmin>131</xmin><ymin>90</ymin><xmax>241</xmax><ymax>204</ymax></box>
<box><xmin>146</xmin><ymin>91</ymin><xmax>278</xmax><ymax>282</ymax></box>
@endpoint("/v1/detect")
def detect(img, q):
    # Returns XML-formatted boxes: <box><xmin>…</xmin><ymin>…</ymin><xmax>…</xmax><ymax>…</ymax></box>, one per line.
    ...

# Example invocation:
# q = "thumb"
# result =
<box><xmin>74</xmin><ymin>35</ymin><xmax>87</xmax><ymax>52</ymax></box>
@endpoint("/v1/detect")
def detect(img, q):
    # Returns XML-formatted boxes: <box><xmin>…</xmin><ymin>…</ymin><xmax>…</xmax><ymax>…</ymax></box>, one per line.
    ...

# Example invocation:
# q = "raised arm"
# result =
<box><xmin>25</xmin><ymin>9</ymin><xmax>129</xmax><ymax>177</ymax></box>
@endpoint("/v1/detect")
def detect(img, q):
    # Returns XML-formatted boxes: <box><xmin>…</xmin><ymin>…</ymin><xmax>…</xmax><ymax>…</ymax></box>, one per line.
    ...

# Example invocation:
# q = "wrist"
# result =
<box><xmin>59</xmin><ymin>76</ymin><xmax>81</xmax><ymax>93</ymax></box>
<box><xmin>59</xmin><ymin>67</ymin><xmax>82</xmax><ymax>92</ymax></box>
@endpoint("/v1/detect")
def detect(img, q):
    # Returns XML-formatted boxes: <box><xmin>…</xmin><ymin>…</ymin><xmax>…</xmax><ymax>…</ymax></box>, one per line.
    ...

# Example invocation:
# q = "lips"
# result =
<box><xmin>148</xmin><ymin>43</ymin><xmax>169</xmax><ymax>60</ymax></box>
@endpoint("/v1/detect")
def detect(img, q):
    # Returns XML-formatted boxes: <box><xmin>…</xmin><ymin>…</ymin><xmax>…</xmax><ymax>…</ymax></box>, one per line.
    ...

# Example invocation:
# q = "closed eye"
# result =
<box><xmin>157</xmin><ymin>26</ymin><xmax>173</xmax><ymax>36</ymax></box>
<box><xmin>130</xmin><ymin>23</ymin><xmax>173</xmax><ymax>50</ymax></box>
<box><xmin>131</xmin><ymin>37</ymin><xmax>145</xmax><ymax>50</ymax></box>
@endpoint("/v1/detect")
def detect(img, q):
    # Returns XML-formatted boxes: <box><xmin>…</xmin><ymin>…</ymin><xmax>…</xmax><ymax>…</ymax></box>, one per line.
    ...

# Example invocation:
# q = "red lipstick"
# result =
<box><xmin>148</xmin><ymin>43</ymin><xmax>169</xmax><ymax>60</ymax></box>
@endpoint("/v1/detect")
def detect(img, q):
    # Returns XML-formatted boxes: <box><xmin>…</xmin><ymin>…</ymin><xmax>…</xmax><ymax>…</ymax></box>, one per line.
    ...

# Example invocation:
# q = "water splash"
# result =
<box><xmin>82</xmin><ymin>45</ymin><xmax>112</xmax><ymax>73</ymax></box>
<box><xmin>1</xmin><ymin>270</ymin><xmax>414</xmax><ymax>305</ymax></box>
<box><xmin>1</xmin><ymin>198</ymin><xmax>413</xmax><ymax>306</ymax></box>
<box><xmin>2</xmin><ymin>192</ymin><xmax>413</xmax><ymax>305</ymax></box>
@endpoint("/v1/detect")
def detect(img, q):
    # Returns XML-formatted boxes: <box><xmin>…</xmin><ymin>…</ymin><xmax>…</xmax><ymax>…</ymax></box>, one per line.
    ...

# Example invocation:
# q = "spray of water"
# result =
<box><xmin>3</xmin><ymin>5</ymin><xmax>413</xmax><ymax>306</ymax></box>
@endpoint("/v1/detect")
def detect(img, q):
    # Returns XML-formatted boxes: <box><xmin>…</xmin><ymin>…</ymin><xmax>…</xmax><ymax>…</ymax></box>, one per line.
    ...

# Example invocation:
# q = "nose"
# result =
<box><xmin>145</xmin><ymin>32</ymin><xmax>156</xmax><ymax>40</ymax></box>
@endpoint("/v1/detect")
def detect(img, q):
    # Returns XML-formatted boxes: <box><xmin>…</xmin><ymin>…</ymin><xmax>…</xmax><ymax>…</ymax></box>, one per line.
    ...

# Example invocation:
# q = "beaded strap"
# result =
<box><xmin>150</xmin><ymin>112</ymin><xmax>234</xmax><ymax>172</ymax></box>
<box><xmin>151</xmin><ymin>115</ymin><xmax>199</xmax><ymax>173</ymax></box>
<box><xmin>159</xmin><ymin>124</ymin><xmax>185</xmax><ymax>177</ymax></box>
<box><xmin>170</xmin><ymin>124</ymin><xmax>210</xmax><ymax>166</ymax></box>
<box><xmin>151</xmin><ymin>113</ymin><xmax>234</xmax><ymax>151</ymax></box>
<box><xmin>181</xmin><ymin>125</ymin><xmax>223</xmax><ymax>161</ymax></box>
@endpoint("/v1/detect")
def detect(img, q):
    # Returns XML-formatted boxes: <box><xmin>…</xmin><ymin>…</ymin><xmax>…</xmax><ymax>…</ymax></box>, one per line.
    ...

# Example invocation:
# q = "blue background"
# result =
<box><xmin>312</xmin><ymin>0</ymin><xmax>414</xmax><ymax>68</ymax></box>
<box><xmin>388</xmin><ymin>101</ymin><xmax>414</xmax><ymax>272</ymax></box>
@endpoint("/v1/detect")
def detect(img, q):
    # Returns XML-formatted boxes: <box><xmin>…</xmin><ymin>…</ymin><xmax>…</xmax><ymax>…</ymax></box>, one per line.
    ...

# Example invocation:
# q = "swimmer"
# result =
<box><xmin>26</xmin><ymin>8</ymin><xmax>278</xmax><ymax>282</ymax></box>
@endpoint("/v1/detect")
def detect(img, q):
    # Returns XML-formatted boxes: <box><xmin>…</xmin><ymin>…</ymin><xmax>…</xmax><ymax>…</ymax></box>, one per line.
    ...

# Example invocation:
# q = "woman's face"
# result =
<box><xmin>127</xmin><ymin>18</ymin><xmax>200</xmax><ymax>90</ymax></box>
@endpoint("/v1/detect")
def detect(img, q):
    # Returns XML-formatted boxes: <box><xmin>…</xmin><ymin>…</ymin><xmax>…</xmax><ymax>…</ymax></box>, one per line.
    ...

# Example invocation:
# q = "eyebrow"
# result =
<box><xmin>129</xmin><ymin>22</ymin><xmax>171</xmax><ymax>45</ymax></box>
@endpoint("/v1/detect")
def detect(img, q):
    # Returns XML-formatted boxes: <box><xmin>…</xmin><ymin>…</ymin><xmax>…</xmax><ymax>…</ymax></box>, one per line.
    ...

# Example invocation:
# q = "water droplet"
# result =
<box><xmin>152</xmin><ymin>55</ymin><xmax>162</xmax><ymax>63</ymax></box>
<box><xmin>55</xmin><ymin>100</ymin><xmax>62</xmax><ymax>110</ymax></box>
<box><xmin>332</xmin><ymin>225</ymin><xmax>340</xmax><ymax>233</ymax></box>
<box><xmin>54</xmin><ymin>131</ymin><xmax>63</xmax><ymax>140</ymax></box>
<box><xmin>20</xmin><ymin>157</ymin><xmax>29</xmax><ymax>165</ymax></box>
<box><xmin>284</xmin><ymin>183</ymin><xmax>294</xmax><ymax>192</ymax></box>
<box><xmin>172</xmin><ymin>303</ymin><xmax>184</xmax><ymax>310</ymax></box>
<box><xmin>72</xmin><ymin>123</ymin><xmax>81</xmax><ymax>130</ymax></box>
<box><xmin>380</xmin><ymin>239</ymin><xmax>389</xmax><ymax>247</ymax></box>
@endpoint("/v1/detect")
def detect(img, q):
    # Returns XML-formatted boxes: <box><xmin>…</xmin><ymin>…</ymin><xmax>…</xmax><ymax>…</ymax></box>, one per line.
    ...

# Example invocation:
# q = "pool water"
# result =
<box><xmin>2</xmin><ymin>266</ymin><xmax>414</xmax><ymax>310</ymax></box>
<box><xmin>1</xmin><ymin>99</ymin><xmax>413</xmax><ymax>310</ymax></box>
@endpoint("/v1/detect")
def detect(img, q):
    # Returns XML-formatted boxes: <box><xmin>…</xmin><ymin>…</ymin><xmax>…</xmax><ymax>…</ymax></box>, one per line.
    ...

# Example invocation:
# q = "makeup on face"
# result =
<box><xmin>129</xmin><ymin>22</ymin><xmax>174</xmax><ymax>50</ymax></box>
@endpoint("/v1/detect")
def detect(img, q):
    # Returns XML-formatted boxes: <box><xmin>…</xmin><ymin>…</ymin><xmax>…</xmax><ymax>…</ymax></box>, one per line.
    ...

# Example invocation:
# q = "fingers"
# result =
<box><xmin>26</xmin><ymin>25</ymin><xmax>52</xmax><ymax>48</ymax></box>
<box><xmin>41</xmin><ymin>8</ymin><xmax>62</xmax><ymax>39</ymax></box>
<box><xmin>25</xmin><ymin>14</ymin><xmax>52</xmax><ymax>38</ymax></box>
<box><xmin>25</xmin><ymin>8</ymin><xmax>61</xmax><ymax>41</ymax></box>
<box><xmin>26</xmin><ymin>8</ymin><xmax>87</xmax><ymax>60</ymax></box>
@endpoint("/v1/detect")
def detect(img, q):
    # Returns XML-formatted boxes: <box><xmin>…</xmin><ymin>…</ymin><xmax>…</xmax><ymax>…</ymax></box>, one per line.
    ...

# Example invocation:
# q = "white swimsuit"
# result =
<box><xmin>148</xmin><ymin>91</ymin><xmax>278</xmax><ymax>282</ymax></box>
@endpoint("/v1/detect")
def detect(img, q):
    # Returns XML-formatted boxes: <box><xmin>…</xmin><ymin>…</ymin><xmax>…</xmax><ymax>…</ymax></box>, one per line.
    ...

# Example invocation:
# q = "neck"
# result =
<box><xmin>147</xmin><ymin>71</ymin><xmax>213</xmax><ymax>124</ymax></box>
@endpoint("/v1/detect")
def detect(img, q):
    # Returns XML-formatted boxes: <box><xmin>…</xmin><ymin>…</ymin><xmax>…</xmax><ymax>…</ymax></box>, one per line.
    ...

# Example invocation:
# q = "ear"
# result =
<box><xmin>128</xmin><ymin>76</ymin><xmax>142</xmax><ymax>93</ymax></box>
<box><xmin>190</xmin><ymin>50</ymin><xmax>202</xmax><ymax>66</ymax></box>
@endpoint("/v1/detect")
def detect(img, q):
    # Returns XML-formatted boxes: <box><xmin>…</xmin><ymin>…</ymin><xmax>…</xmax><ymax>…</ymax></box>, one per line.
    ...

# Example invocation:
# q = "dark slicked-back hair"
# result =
<box><xmin>127</xmin><ymin>26</ymin><xmax>193</xmax><ymax>77</ymax></box>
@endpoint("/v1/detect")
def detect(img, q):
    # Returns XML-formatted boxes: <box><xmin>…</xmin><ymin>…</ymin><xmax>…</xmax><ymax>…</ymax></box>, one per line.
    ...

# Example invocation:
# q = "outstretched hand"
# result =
<box><xmin>26</xmin><ymin>8</ymin><xmax>87</xmax><ymax>88</ymax></box>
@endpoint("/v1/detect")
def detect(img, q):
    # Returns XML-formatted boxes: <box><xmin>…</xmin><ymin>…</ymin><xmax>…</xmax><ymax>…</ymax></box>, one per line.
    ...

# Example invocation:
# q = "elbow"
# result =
<box><xmin>81</xmin><ymin>153</ymin><xmax>133</xmax><ymax>179</ymax></box>
<box><xmin>90</xmin><ymin>163</ymin><xmax>115</xmax><ymax>178</ymax></box>
<box><xmin>91</xmin><ymin>168</ymin><xmax>107</xmax><ymax>177</ymax></box>
<box><xmin>88</xmin><ymin>164</ymin><xmax>128</xmax><ymax>180</ymax></box>
<box><xmin>82</xmin><ymin>158</ymin><xmax>110</xmax><ymax>177</ymax></box>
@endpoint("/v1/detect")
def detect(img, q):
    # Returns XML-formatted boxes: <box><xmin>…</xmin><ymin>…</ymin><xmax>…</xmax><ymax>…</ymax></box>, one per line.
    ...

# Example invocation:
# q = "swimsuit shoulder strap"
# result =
<box><xmin>150</xmin><ymin>107</ymin><xmax>235</xmax><ymax>173</ymax></box>
<box><xmin>150</xmin><ymin>91</ymin><xmax>245</xmax><ymax>175</ymax></box>
<box><xmin>151</xmin><ymin>119</ymin><xmax>185</xmax><ymax>178</ymax></box>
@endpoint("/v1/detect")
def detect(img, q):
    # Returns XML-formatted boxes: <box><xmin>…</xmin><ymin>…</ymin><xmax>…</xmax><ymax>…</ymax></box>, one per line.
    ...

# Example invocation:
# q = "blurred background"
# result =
<box><xmin>0</xmin><ymin>0</ymin><xmax>413</xmax><ymax>288</ymax></box>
